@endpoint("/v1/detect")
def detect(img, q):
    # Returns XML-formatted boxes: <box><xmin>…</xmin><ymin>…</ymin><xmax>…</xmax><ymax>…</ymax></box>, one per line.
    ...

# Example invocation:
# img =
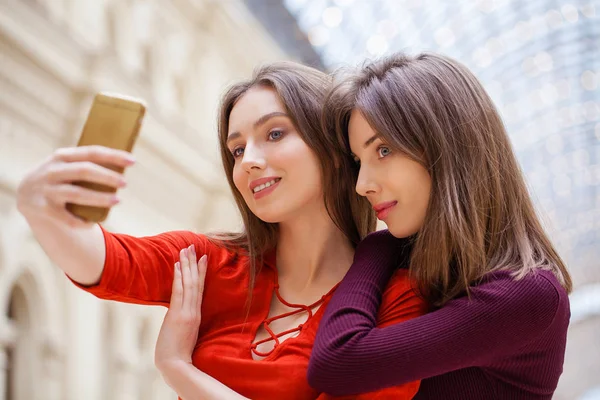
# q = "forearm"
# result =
<box><xmin>24</xmin><ymin>213</ymin><xmax>106</xmax><ymax>285</ymax></box>
<box><xmin>309</xmin><ymin>268</ymin><xmax>422</xmax><ymax>394</ymax></box>
<box><xmin>308</xmin><ymin>272</ymin><xmax>561</xmax><ymax>395</ymax></box>
<box><xmin>309</xmin><ymin>311</ymin><xmax>453</xmax><ymax>393</ymax></box>
<box><xmin>160</xmin><ymin>361</ymin><xmax>249</xmax><ymax>400</ymax></box>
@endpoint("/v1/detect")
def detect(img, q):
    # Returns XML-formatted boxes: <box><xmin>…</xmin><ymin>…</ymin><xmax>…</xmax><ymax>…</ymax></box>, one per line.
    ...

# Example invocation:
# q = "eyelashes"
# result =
<box><xmin>268</xmin><ymin>130</ymin><xmax>283</xmax><ymax>141</ymax></box>
<box><xmin>350</xmin><ymin>145</ymin><xmax>392</xmax><ymax>165</ymax></box>
<box><xmin>377</xmin><ymin>146</ymin><xmax>392</xmax><ymax>158</ymax></box>
<box><xmin>232</xmin><ymin>147</ymin><xmax>244</xmax><ymax>158</ymax></box>
<box><xmin>229</xmin><ymin>129</ymin><xmax>286</xmax><ymax>158</ymax></box>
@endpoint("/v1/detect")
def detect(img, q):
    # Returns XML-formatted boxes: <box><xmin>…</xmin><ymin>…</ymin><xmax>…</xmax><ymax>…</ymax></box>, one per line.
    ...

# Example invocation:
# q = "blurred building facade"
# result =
<box><xmin>1</xmin><ymin>0</ymin><xmax>599</xmax><ymax>399</ymax></box>
<box><xmin>0</xmin><ymin>0</ymin><xmax>298</xmax><ymax>399</ymax></box>
<box><xmin>283</xmin><ymin>0</ymin><xmax>599</xmax><ymax>398</ymax></box>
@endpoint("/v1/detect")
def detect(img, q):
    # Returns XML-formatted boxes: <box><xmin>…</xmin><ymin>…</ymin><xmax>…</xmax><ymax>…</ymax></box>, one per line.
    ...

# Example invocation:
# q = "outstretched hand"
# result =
<box><xmin>155</xmin><ymin>245</ymin><xmax>207</xmax><ymax>370</ymax></box>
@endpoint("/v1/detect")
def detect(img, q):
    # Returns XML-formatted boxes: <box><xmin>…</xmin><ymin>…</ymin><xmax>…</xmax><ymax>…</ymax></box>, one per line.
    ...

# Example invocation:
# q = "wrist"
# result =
<box><xmin>18</xmin><ymin>205</ymin><xmax>58</xmax><ymax>227</ymax></box>
<box><xmin>356</xmin><ymin>230</ymin><xmax>410</xmax><ymax>263</ymax></box>
<box><xmin>16</xmin><ymin>201</ymin><xmax>40</xmax><ymax>220</ymax></box>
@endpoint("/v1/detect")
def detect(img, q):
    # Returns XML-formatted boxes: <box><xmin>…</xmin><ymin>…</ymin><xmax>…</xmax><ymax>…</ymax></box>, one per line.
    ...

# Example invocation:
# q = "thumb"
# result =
<box><xmin>196</xmin><ymin>255</ymin><xmax>207</xmax><ymax>311</ymax></box>
<box><xmin>170</xmin><ymin>262</ymin><xmax>183</xmax><ymax>309</ymax></box>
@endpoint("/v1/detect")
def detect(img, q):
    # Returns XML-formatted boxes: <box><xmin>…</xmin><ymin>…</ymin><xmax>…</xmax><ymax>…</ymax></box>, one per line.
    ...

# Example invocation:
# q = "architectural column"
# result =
<box><xmin>0</xmin><ymin>322</ymin><xmax>15</xmax><ymax>400</ymax></box>
<box><xmin>0</xmin><ymin>351</ymin><xmax>5</xmax><ymax>400</ymax></box>
<box><xmin>0</xmin><ymin>287</ymin><xmax>31</xmax><ymax>400</ymax></box>
<box><xmin>40</xmin><ymin>336</ymin><xmax>64</xmax><ymax>400</ymax></box>
<box><xmin>110</xmin><ymin>306</ymin><xmax>142</xmax><ymax>400</ymax></box>
<box><xmin>65</xmin><ymin>287</ymin><xmax>104</xmax><ymax>400</ymax></box>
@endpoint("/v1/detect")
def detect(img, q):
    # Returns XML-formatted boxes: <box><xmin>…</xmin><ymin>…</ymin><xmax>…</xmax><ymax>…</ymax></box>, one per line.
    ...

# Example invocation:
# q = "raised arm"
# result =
<box><xmin>16</xmin><ymin>146</ymin><xmax>215</xmax><ymax>306</ymax></box>
<box><xmin>308</xmin><ymin>231</ymin><xmax>565</xmax><ymax>395</ymax></box>
<box><xmin>16</xmin><ymin>146</ymin><xmax>135</xmax><ymax>285</ymax></box>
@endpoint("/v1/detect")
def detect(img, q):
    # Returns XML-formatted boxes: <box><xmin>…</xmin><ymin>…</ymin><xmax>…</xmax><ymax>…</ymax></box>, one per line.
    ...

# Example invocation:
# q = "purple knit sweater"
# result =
<box><xmin>308</xmin><ymin>230</ymin><xmax>570</xmax><ymax>399</ymax></box>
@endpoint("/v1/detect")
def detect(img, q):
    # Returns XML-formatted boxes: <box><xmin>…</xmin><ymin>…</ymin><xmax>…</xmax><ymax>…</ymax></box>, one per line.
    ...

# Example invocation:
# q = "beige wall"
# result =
<box><xmin>0</xmin><ymin>0</ymin><xmax>288</xmax><ymax>399</ymax></box>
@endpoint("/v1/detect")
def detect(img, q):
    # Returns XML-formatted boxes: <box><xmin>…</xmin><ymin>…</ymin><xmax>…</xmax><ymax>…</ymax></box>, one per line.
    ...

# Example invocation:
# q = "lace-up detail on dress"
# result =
<box><xmin>250</xmin><ymin>283</ymin><xmax>337</xmax><ymax>358</ymax></box>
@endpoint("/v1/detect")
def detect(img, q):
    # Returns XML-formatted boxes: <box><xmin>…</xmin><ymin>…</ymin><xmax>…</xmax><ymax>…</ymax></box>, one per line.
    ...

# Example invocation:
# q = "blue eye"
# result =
<box><xmin>269</xmin><ymin>130</ymin><xmax>284</xmax><ymax>140</ymax></box>
<box><xmin>377</xmin><ymin>146</ymin><xmax>391</xmax><ymax>158</ymax></box>
<box><xmin>232</xmin><ymin>147</ymin><xmax>244</xmax><ymax>158</ymax></box>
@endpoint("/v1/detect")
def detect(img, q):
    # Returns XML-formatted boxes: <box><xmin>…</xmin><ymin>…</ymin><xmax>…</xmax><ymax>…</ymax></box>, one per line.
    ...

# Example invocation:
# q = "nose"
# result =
<box><xmin>355</xmin><ymin>165</ymin><xmax>380</xmax><ymax>197</ymax></box>
<box><xmin>240</xmin><ymin>142</ymin><xmax>267</xmax><ymax>173</ymax></box>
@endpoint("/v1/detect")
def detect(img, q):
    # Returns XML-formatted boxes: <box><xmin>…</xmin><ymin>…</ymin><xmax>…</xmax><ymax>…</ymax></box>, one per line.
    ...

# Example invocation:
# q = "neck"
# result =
<box><xmin>276</xmin><ymin>203</ymin><xmax>354</xmax><ymax>292</ymax></box>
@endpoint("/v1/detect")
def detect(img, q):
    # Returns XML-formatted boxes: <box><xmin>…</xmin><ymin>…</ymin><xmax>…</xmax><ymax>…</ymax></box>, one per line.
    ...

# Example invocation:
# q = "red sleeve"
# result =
<box><xmin>69</xmin><ymin>225</ymin><xmax>230</xmax><ymax>307</ymax></box>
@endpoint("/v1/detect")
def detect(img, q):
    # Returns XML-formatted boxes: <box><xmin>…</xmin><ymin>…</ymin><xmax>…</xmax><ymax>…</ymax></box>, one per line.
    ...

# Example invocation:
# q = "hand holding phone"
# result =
<box><xmin>64</xmin><ymin>93</ymin><xmax>146</xmax><ymax>222</ymax></box>
<box><xmin>16</xmin><ymin>93</ymin><xmax>146</xmax><ymax>226</ymax></box>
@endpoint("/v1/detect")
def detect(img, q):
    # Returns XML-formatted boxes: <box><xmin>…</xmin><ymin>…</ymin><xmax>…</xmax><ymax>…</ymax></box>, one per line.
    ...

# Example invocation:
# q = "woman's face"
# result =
<box><xmin>348</xmin><ymin>110</ymin><xmax>431</xmax><ymax>238</ymax></box>
<box><xmin>227</xmin><ymin>86</ymin><xmax>323</xmax><ymax>223</ymax></box>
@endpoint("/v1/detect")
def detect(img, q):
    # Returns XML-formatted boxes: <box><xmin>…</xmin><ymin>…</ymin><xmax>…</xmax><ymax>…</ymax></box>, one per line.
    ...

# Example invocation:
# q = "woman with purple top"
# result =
<box><xmin>307</xmin><ymin>52</ymin><xmax>572</xmax><ymax>399</ymax></box>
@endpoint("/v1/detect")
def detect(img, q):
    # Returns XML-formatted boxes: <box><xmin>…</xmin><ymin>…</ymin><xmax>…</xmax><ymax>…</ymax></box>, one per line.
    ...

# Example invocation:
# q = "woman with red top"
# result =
<box><xmin>307</xmin><ymin>53</ymin><xmax>572</xmax><ymax>399</ymax></box>
<box><xmin>16</xmin><ymin>62</ymin><xmax>425</xmax><ymax>399</ymax></box>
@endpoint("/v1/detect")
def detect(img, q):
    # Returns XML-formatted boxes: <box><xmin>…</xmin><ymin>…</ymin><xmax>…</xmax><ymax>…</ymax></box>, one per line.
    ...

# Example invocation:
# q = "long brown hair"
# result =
<box><xmin>325</xmin><ymin>52</ymin><xmax>572</xmax><ymax>307</ymax></box>
<box><xmin>213</xmin><ymin>61</ymin><xmax>375</xmax><ymax>293</ymax></box>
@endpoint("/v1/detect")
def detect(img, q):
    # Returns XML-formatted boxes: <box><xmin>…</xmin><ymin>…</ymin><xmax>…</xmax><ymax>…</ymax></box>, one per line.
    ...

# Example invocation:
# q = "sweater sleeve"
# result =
<box><xmin>316</xmin><ymin>269</ymin><xmax>426</xmax><ymax>400</ymax></box>
<box><xmin>68</xmin><ymin>225</ymin><xmax>226</xmax><ymax>307</ymax></box>
<box><xmin>307</xmin><ymin>231</ymin><xmax>563</xmax><ymax>395</ymax></box>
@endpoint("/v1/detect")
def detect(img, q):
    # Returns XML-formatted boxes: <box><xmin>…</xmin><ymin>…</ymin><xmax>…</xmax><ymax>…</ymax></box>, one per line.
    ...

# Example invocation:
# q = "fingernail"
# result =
<box><xmin>126</xmin><ymin>156</ymin><xmax>136</xmax><ymax>165</ymax></box>
<box><xmin>190</xmin><ymin>244</ymin><xmax>195</xmax><ymax>253</ymax></box>
<box><xmin>182</xmin><ymin>248</ymin><xmax>188</xmax><ymax>256</ymax></box>
<box><xmin>111</xmin><ymin>196</ymin><xmax>120</xmax><ymax>205</ymax></box>
<box><xmin>200</xmin><ymin>255</ymin><xmax>207</xmax><ymax>263</ymax></box>
<box><xmin>119</xmin><ymin>179</ymin><xmax>127</xmax><ymax>188</ymax></box>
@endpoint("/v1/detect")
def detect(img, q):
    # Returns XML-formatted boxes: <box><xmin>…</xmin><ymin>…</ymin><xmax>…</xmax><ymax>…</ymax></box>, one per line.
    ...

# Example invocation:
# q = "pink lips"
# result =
<box><xmin>249</xmin><ymin>177</ymin><xmax>281</xmax><ymax>200</ymax></box>
<box><xmin>249</xmin><ymin>176</ymin><xmax>280</xmax><ymax>191</ymax></box>
<box><xmin>373</xmin><ymin>201</ymin><xmax>398</xmax><ymax>220</ymax></box>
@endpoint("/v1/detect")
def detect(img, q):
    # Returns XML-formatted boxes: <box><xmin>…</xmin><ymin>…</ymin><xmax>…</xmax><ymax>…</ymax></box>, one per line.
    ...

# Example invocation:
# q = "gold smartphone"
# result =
<box><xmin>66</xmin><ymin>93</ymin><xmax>146</xmax><ymax>222</ymax></box>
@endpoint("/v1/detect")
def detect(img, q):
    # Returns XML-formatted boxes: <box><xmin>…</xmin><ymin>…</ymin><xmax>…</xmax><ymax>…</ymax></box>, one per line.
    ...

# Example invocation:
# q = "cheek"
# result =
<box><xmin>388</xmin><ymin>160</ymin><xmax>431</xmax><ymax>205</ymax></box>
<box><xmin>279</xmin><ymin>135</ymin><xmax>306</xmax><ymax>160</ymax></box>
<box><xmin>281</xmin><ymin>137</ymin><xmax>320</xmax><ymax>173</ymax></box>
<box><xmin>409</xmin><ymin>169</ymin><xmax>432</xmax><ymax>219</ymax></box>
<box><xmin>292</xmin><ymin>147</ymin><xmax>322</xmax><ymax>186</ymax></box>
<box><xmin>232</xmin><ymin>165</ymin><xmax>247</xmax><ymax>195</ymax></box>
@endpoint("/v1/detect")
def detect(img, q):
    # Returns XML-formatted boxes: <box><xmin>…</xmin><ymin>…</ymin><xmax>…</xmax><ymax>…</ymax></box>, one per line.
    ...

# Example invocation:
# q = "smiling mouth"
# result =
<box><xmin>252</xmin><ymin>178</ymin><xmax>281</xmax><ymax>193</ymax></box>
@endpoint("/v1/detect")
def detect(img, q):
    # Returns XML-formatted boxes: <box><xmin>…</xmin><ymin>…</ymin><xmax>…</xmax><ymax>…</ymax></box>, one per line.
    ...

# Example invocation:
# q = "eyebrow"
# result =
<box><xmin>226</xmin><ymin>112</ymin><xmax>289</xmax><ymax>144</ymax></box>
<box><xmin>349</xmin><ymin>134</ymin><xmax>380</xmax><ymax>159</ymax></box>
<box><xmin>363</xmin><ymin>134</ymin><xmax>379</xmax><ymax>148</ymax></box>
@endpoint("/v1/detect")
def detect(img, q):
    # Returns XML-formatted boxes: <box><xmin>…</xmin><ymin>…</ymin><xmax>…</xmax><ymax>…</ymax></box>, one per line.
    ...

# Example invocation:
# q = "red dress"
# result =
<box><xmin>72</xmin><ymin>226</ymin><xmax>425</xmax><ymax>399</ymax></box>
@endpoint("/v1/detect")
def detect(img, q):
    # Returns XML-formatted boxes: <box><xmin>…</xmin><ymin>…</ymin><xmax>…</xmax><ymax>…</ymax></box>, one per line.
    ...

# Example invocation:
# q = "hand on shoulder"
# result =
<box><xmin>354</xmin><ymin>229</ymin><xmax>412</xmax><ymax>268</ymax></box>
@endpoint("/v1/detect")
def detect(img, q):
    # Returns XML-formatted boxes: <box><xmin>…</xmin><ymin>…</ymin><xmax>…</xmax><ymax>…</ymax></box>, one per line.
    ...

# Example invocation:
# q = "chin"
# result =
<box><xmin>251</xmin><ymin>203</ymin><xmax>289</xmax><ymax>224</ymax></box>
<box><xmin>251</xmin><ymin>209</ymin><xmax>280</xmax><ymax>224</ymax></box>
<box><xmin>249</xmin><ymin>197</ymin><xmax>316</xmax><ymax>224</ymax></box>
<box><xmin>386</xmin><ymin>223</ymin><xmax>419</xmax><ymax>239</ymax></box>
<box><xmin>256</xmin><ymin>213</ymin><xmax>281</xmax><ymax>224</ymax></box>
